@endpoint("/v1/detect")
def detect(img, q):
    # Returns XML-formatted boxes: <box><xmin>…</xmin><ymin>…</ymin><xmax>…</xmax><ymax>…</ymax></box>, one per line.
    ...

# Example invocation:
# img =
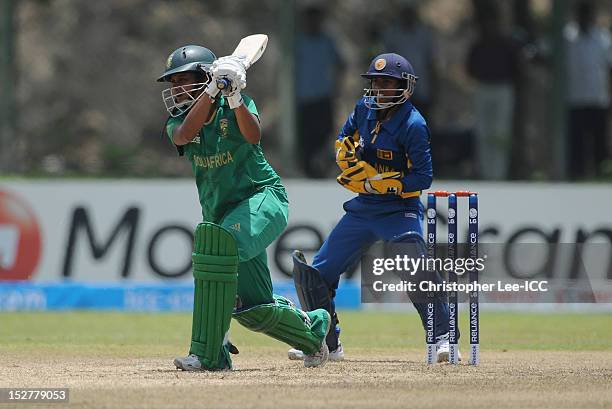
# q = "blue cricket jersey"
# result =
<box><xmin>337</xmin><ymin>98</ymin><xmax>433</xmax><ymax>210</ymax></box>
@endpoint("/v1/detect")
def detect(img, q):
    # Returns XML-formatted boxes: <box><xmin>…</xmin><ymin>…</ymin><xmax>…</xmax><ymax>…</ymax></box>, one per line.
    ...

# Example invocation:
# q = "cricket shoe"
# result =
<box><xmin>173</xmin><ymin>354</ymin><xmax>231</xmax><ymax>371</ymax></box>
<box><xmin>174</xmin><ymin>354</ymin><xmax>204</xmax><ymax>371</ymax></box>
<box><xmin>287</xmin><ymin>348</ymin><xmax>303</xmax><ymax>360</ymax></box>
<box><xmin>304</xmin><ymin>309</ymin><xmax>332</xmax><ymax>368</ymax></box>
<box><xmin>436</xmin><ymin>337</ymin><xmax>462</xmax><ymax>363</ymax></box>
<box><xmin>288</xmin><ymin>342</ymin><xmax>345</xmax><ymax>361</ymax></box>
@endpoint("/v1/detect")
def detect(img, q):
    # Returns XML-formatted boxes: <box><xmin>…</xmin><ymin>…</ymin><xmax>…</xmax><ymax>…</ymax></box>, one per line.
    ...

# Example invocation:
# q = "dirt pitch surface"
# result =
<box><xmin>2</xmin><ymin>349</ymin><xmax>611</xmax><ymax>409</ymax></box>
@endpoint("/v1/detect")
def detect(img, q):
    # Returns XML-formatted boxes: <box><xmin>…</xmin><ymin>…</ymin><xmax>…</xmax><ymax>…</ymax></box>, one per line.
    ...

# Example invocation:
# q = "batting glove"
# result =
<box><xmin>212</xmin><ymin>56</ymin><xmax>247</xmax><ymax>90</ymax></box>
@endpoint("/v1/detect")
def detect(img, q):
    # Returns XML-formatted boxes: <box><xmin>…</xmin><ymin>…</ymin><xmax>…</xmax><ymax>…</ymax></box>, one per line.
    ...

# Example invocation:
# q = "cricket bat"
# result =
<box><xmin>216</xmin><ymin>34</ymin><xmax>268</xmax><ymax>90</ymax></box>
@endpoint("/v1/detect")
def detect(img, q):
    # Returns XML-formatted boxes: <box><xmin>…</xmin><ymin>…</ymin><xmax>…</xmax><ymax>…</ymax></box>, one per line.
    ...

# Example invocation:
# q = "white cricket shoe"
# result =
<box><xmin>173</xmin><ymin>353</ymin><xmax>232</xmax><ymax>371</ymax></box>
<box><xmin>304</xmin><ymin>312</ymin><xmax>332</xmax><ymax>368</ymax></box>
<box><xmin>304</xmin><ymin>342</ymin><xmax>329</xmax><ymax>368</ymax></box>
<box><xmin>289</xmin><ymin>342</ymin><xmax>345</xmax><ymax>361</ymax></box>
<box><xmin>288</xmin><ymin>348</ymin><xmax>303</xmax><ymax>360</ymax></box>
<box><xmin>329</xmin><ymin>343</ymin><xmax>345</xmax><ymax>361</ymax></box>
<box><xmin>174</xmin><ymin>354</ymin><xmax>203</xmax><ymax>371</ymax></box>
<box><xmin>436</xmin><ymin>338</ymin><xmax>462</xmax><ymax>363</ymax></box>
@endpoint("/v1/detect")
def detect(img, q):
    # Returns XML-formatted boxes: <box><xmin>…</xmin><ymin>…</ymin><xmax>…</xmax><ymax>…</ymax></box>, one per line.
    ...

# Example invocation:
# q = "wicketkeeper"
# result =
<box><xmin>290</xmin><ymin>53</ymin><xmax>457</xmax><ymax>362</ymax></box>
<box><xmin>158</xmin><ymin>44</ymin><xmax>330</xmax><ymax>371</ymax></box>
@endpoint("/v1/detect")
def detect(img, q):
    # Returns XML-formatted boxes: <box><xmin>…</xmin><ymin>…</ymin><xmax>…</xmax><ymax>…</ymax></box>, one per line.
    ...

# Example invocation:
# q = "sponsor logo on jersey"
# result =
<box><xmin>374</xmin><ymin>58</ymin><xmax>386</xmax><ymax>70</ymax></box>
<box><xmin>375</xmin><ymin>163</ymin><xmax>399</xmax><ymax>174</ymax></box>
<box><xmin>219</xmin><ymin>119</ymin><xmax>229</xmax><ymax>138</ymax></box>
<box><xmin>376</xmin><ymin>149</ymin><xmax>393</xmax><ymax>160</ymax></box>
<box><xmin>192</xmin><ymin>136</ymin><xmax>200</xmax><ymax>144</ymax></box>
<box><xmin>229</xmin><ymin>223</ymin><xmax>241</xmax><ymax>232</ymax></box>
<box><xmin>192</xmin><ymin>151</ymin><xmax>234</xmax><ymax>169</ymax></box>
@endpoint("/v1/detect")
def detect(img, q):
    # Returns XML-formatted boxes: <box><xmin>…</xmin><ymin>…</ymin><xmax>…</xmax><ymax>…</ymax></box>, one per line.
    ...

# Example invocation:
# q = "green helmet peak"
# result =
<box><xmin>157</xmin><ymin>45</ymin><xmax>217</xmax><ymax>82</ymax></box>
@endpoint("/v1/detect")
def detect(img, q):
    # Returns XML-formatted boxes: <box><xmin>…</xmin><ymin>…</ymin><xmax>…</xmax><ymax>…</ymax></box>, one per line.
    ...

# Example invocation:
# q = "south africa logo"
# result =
<box><xmin>219</xmin><ymin>119</ymin><xmax>229</xmax><ymax>137</ymax></box>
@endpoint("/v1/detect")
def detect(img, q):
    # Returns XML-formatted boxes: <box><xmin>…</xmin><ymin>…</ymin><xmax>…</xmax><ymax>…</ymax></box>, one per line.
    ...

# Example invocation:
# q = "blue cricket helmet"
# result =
<box><xmin>361</xmin><ymin>53</ymin><xmax>418</xmax><ymax>82</ymax></box>
<box><xmin>361</xmin><ymin>53</ymin><xmax>418</xmax><ymax>110</ymax></box>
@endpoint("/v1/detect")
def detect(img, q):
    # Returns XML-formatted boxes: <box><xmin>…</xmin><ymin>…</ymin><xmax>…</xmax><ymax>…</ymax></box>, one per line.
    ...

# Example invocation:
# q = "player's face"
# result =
<box><xmin>363</xmin><ymin>75</ymin><xmax>412</xmax><ymax>110</ymax></box>
<box><xmin>371</xmin><ymin>77</ymin><xmax>402</xmax><ymax>102</ymax></box>
<box><xmin>169</xmin><ymin>72</ymin><xmax>201</xmax><ymax>102</ymax></box>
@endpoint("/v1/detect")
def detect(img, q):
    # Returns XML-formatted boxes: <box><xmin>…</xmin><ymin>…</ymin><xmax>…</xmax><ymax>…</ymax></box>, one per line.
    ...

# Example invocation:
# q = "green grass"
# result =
<box><xmin>0</xmin><ymin>311</ymin><xmax>610</xmax><ymax>357</ymax></box>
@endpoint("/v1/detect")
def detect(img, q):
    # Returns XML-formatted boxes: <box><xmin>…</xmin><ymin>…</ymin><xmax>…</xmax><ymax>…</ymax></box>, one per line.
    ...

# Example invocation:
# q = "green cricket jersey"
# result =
<box><xmin>166</xmin><ymin>95</ymin><xmax>285</xmax><ymax>222</ymax></box>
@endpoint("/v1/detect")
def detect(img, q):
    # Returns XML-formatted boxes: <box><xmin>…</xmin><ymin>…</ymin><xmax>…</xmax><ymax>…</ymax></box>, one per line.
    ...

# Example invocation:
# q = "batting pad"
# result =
<box><xmin>189</xmin><ymin>222</ymin><xmax>238</xmax><ymax>370</ymax></box>
<box><xmin>233</xmin><ymin>295</ymin><xmax>326</xmax><ymax>355</ymax></box>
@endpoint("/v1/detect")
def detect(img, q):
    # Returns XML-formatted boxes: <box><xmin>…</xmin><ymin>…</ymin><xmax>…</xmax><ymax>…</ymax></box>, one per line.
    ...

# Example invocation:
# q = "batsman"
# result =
<box><xmin>158</xmin><ymin>42</ymin><xmax>331</xmax><ymax>371</ymax></box>
<box><xmin>290</xmin><ymin>53</ymin><xmax>457</xmax><ymax>362</ymax></box>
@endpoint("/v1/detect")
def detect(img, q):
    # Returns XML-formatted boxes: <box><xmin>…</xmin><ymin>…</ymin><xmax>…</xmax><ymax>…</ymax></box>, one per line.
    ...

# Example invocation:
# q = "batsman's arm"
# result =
<box><xmin>172</xmin><ymin>92</ymin><xmax>216</xmax><ymax>146</ymax></box>
<box><xmin>234</xmin><ymin>103</ymin><xmax>261</xmax><ymax>144</ymax></box>
<box><xmin>400</xmin><ymin>123</ymin><xmax>433</xmax><ymax>192</ymax></box>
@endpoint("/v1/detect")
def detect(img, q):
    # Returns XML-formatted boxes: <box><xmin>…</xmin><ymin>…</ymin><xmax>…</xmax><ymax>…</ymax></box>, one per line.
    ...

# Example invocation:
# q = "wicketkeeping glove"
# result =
<box><xmin>337</xmin><ymin>161</ymin><xmax>404</xmax><ymax>196</ymax></box>
<box><xmin>335</xmin><ymin>133</ymin><xmax>360</xmax><ymax>171</ymax></box>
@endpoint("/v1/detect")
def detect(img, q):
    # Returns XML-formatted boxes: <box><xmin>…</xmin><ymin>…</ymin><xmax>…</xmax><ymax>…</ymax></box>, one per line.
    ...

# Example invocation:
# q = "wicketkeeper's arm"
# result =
<box><xmin>337</xmin><ymin>108</ymin><xmax>358</xmax><ymax>142</ymax></box>
<box><xmin>399</xmin><ymin>122</ymin><xmax>433</xmax><ymax>192</ymax></box>
<box><xmin>335</xmin><ymin>107</ymin><xmax>361</xmax><ymax>170</ymax></box>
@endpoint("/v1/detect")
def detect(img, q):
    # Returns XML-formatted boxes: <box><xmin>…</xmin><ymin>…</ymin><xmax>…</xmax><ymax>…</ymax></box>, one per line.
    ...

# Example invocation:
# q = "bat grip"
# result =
<box><xmin>216</xmin><ymin>78</ymin><xmax>231</xmax><ymax>90</ymax></box>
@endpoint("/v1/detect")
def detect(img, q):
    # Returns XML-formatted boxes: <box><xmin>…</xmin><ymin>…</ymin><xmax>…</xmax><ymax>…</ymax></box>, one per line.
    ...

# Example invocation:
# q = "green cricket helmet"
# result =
<box><xmin>158</xmin><ymin>45</ymin><xmax>217</xmax><ymax>117</ymax></box>
<box><xmin>157</xmin><ymin>45</ymin><xmax>217</xmax><ymax>82</ymax></box>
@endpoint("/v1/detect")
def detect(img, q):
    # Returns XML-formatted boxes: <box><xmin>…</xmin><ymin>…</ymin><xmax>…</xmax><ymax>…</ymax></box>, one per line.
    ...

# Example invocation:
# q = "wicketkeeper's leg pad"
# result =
<box><xmin>292</xmin><ymin>250</ymin><xmax>339</xmax><ymax>351</ymax></box>
<box><xmin>232</xmin><ymin>295</ymin><xmax>326</xmax><ymax>355</ymax></box>
<box><xmin>388</xmin><ymin>231</ymin><xmax>454</xmax><ymax>340</ymax></box>
<box><xmin>189</xmin><ymin>222</ymin><xmax>238</xmax><ymax>370</ymax></box>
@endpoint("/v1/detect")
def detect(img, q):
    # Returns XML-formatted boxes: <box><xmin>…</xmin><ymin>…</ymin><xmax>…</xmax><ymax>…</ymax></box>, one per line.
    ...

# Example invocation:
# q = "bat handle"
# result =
<box><xmin>216</xmin><ymin>78</ymin><xmax>231</xmax><ymax>90</ymax></box>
